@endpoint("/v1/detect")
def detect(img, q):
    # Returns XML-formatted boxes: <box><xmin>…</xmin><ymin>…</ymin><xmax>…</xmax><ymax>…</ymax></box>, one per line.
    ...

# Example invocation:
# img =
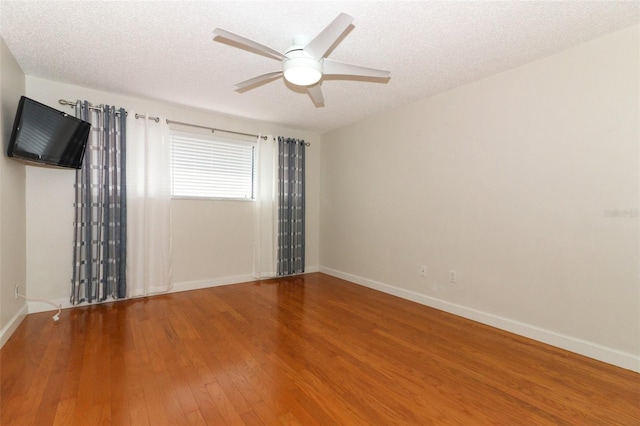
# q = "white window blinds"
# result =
<box><xmin>170</xmin><ymin>132</ymin><xmax>255</xmax><ymax>200</ymax></box>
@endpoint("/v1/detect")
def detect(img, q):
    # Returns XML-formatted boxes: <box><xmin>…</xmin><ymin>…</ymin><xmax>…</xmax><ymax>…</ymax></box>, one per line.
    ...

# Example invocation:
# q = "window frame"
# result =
<box><xmin>169</xmin><ymin>130</ymin><xmax>257</xmax><ymax>201</ymax></box>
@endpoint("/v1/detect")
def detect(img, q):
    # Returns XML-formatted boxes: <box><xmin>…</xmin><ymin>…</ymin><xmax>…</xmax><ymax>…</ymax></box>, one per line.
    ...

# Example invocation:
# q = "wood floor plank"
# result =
<box><xmin>51</xmin><ymin>398</ymin><xmax>76</xmax><ymax>426</ymax></box>
<box><xmin>1</xmin><ymin>273</ymin><xmax>638</xmax><ymax>425</ymax></box>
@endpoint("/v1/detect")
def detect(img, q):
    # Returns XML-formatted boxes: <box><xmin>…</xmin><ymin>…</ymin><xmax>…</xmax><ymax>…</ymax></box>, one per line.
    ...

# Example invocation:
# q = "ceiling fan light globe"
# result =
<box><xmin>283</xmin><ymin>57</ymin><xmax>322</xmax><ymax>86</ymax></box>
<box><xmin>284</xmin><ymin>67</ymin><xmax>322</xmax><ymax>86</ymax></box>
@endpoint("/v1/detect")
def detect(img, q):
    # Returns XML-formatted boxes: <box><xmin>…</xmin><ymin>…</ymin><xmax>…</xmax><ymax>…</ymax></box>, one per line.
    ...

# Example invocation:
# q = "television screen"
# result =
<box><xmin>7</xmin><ymin>96</ymin><xmax>91</xmax><ymax>169</ymax></box>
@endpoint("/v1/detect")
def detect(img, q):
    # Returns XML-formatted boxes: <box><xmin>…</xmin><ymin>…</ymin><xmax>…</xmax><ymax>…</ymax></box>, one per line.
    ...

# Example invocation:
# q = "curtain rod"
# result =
<box><xmin>59</xmin><ymin>99</ymin><xmax>122</xmax><ymax>115</ymax></box>
<box><xmin>168</xmin><ymin>119</ymin><xmax>311</xmax><ymax>146</ymax></box>
<box><xmin>166</xmin><ymin>119</ymin><xmax>270</xmax><ymax>141</ymax></box>
<box><xmin>167</xmin><ymin>120</ymin><xmax>311</xmax><ymax>146</ymax></box>
<box><xmin>58</xmin><ymin>99</ymin><xmax>159</xmax><ymax>122</ymax></box>
<box><xmin>58</xmin><ymin>99</ymin><xmax>309</xmax><ymax>145</ymax></box>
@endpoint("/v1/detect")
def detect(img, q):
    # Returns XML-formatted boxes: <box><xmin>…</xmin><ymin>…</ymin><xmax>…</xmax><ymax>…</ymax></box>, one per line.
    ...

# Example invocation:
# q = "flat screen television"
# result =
<box><xmin>6</xmin><ymin>96</ymin><xmax>91</xmax><ymax>169</ymax></box>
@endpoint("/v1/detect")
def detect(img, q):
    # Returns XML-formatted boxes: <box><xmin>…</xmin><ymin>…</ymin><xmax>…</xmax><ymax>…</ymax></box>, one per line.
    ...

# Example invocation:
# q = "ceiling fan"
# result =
<box><xmin>213</xmin><ymin>13</ymin><xmax>390</xmax><ymax>107</ymax></box>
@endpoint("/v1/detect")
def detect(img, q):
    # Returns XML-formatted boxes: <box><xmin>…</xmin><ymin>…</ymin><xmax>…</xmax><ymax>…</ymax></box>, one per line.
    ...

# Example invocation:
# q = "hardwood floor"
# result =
<box><xmin>1</xmin><ymin>273</ymin><xmax>638</xmax><ymax>425</ymax></box>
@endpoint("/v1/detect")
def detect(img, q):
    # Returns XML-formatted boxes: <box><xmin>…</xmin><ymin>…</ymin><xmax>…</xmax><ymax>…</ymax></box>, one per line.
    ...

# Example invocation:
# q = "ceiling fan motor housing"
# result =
<box><xmin>283</xmin><ymin>39</ymin><xmax>323</xmax><ymax>86</ymax></box>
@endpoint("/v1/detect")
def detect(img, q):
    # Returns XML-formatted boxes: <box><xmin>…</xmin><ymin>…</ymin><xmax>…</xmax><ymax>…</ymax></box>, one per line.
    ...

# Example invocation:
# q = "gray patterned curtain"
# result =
<box><xmin>71</xmin><ymin>101</ymin><xmax>127</xmax><ymax>304</ymax></box>
<box><xmin>277</xmin><ymin>137</ymin><xmax>305</xmax><ymax>275</ymax></box>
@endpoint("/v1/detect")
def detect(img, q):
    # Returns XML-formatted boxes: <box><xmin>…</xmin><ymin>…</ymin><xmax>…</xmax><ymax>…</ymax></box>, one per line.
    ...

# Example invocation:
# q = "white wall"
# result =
<box><xmin>0</xmin><ymin>36</ymin><xmax>27</xmax><ymax>346</ymax></box>
<box><xmin>24</xmin><ymin>77</ymin><xmax>320</xmax><ymax>303</ymax></box>
<box><xmin>320</xmin><ymin>25</ymin><xmax>639</xmax><ymax>370</ymax></box>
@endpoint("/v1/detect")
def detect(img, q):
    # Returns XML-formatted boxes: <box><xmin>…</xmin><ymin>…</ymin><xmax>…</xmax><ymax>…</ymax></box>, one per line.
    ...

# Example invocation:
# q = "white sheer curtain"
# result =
<box><xmin>253</xmin><ymin>135</ymin><xmax>278</xmax><ymax>278</ymax></box>
<box><xmin>126</xmin><ymin>112</ymin><xmax>173</xmax><ymax>297</ymax></box>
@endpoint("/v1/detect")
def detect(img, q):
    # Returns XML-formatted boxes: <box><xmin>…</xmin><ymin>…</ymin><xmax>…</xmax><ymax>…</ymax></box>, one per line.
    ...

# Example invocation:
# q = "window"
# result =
<box><xmin>170</xmin><ymin>131</ymin><xmax>255</xmax><ymax>200</ymax></box>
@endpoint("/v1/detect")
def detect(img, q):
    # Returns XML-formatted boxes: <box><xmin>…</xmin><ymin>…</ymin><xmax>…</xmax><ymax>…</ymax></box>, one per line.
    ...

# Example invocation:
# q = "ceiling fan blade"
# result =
<box><xmin>307</xmin><ymin>84</ymin><xmax>325</xmax><ymax>107</ymax></box>
<box><xmin>304</xmin><ymin>13</ymin><xmax>354</xmax><ymax>61</ymax></box>
<box><xmin>236</xmin><ymin>71</ymin><xmax>283</xmax><ymax>90</ymax></box>
<box><xmin>213</xmin><ymin>28</ymin><xmax>285</xmax><ymax>60</ymax></box>
<box><xmin>323</xmin><ymin>59</ymin><xmax>390</xmax><ymax>79</ymax></box>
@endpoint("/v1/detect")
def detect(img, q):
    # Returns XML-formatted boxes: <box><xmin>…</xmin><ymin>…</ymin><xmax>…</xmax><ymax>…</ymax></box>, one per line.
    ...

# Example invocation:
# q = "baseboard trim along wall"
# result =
<box><xmin>0</xmin><ymin>304</ymin><xmax>28</xmax><ymax>348</ymax></box>
<box><xmin>23</xmin><ymin>266</ymin><xmax>322</xmax><ymax>315</ymax></box>
<box><xmin>170</xmin><ymin>274</ymin><xmax>257</xmax><ymax>294</ymax></box>
<box><xmin>25</xmin><ymin>274</ymin><xmax>259</xmax><ymax>316</ymax></box>
<box><xmin>319</xmin><ymin>267</ymin><xmax>640</xmax><ymax>373</ymax></box>
<box><xmin>22</xmin><ymin>266</ymin><xmax>631</xmax><ymax>373</ymax></box>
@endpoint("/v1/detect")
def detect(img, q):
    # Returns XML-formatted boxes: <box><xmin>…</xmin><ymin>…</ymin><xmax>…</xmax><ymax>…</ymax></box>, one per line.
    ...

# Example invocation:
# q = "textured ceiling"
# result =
<box><xmin>1</xmin><ymin>1</ymin><xmax>638</xmax><ymax>134</ymax></box>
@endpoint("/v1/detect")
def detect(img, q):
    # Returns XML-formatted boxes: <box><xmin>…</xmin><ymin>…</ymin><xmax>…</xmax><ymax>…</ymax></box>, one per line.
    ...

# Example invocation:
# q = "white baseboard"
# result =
<box><xmin>169</xmin><ymin>274</ymin><xmax>257</xmax><ymax>294</ymax></box>
<box><xmin>19</xmin><ymin>267</ymin><xmax>640</xmax><ymax>372</ymax></box>
<box><xmin>0</xmin><ymin>303</ymin><xmax>28</xmax><ymax>348</ymax></box>
<box><xmin>169</xmin><ymin>268</ymin><xmax>319</xmax><ymax>292</ymax></box>
<box><xmin>28</xmin><ymin>299</ymin><xmax>72</xmax><ymax>314</ymax></box>
<box><xmin>25</xmin><ymin>269</ymin><xmax>322</xmax><ymax>315</ymax></box>
<box><xmin>26</xmin><ymin>274</ymin><xmax>258</xmax><ymax>315</ymax></box>
<box><xmin>319</xmin><ymin>267</ymin><xmax>640</xmax><ymax>373</ymax></box>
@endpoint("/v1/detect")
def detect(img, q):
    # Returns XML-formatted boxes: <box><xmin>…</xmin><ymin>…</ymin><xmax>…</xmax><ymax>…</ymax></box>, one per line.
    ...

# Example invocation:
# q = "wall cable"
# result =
<box><xmin>15</xmin><ymin>290</ymin><xmax>61</xmax><ymax>322</ymax></box>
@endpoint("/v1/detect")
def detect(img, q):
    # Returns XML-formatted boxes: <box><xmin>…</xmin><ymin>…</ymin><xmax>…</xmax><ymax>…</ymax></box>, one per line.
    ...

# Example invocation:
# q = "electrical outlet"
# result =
<box><xmin>420</xmin><ymin>265</ymin><xmax>427</xmax><ymax>277</ymax></box>
<box><xmin>448</xmin><ymin>270</ymin><xmax>458</xmax><ymax>284</ymax></box>
<box><xmin>14</xmin><ymin>284</ymin><xmax>19</xmax><ymax>299</ymax></box>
